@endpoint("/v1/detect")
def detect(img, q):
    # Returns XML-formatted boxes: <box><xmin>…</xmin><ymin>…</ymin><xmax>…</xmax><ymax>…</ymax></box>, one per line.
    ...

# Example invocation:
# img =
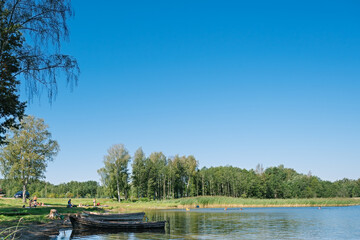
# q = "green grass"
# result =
<box><xmin>0</xmin><ymin>198</ymin><xmax>99</xmax><ymax>226</ymax></box>
<box><xmin>1</xmin><ymin>196</ymin><xmax>360</xmax><ymax>225</ymax></box>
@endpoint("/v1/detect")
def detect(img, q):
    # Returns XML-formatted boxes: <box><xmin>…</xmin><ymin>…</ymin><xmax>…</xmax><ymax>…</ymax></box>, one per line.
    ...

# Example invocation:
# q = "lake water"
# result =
<box><xmin>53</xmin><ymin>206</ymin><xmax>360</xmax><ymax>239</ymax></box>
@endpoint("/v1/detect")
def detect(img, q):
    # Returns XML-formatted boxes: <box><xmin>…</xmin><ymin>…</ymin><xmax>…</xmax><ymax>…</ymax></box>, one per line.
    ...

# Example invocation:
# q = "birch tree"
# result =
<box><xmin>0</xmin><ymin>0</ymin><xmax>79</xmax><ymax>143</ymax></box>
<box><xmin>98</xmin><ymin>144</ymin><xmax>130</xmax><ymax>202</ymax></box>
<box><xmin>0</xmin><ymin>115</ymin><xmax>59</xmax><ymax>202</ymax></box>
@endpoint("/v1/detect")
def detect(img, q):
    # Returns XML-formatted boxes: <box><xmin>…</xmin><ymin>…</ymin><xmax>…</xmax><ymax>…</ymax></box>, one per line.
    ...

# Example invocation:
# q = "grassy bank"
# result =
<box><xmin>161</xmin><ymin>196</ymin><xmax>360</xmax><ymax>208</ymax></box>
<box><xmin>1</xmin><ymin>196</ymin><xmax>360</xmax><ymax>225</ymax></box>
<box><xmin>0</xmin><ymin>198</ymin><xmax>95</xmax><ymax>227</ymax></box>
<box><xmin>111</xmin><ymin>196</ymin><xmax>360</xmax><ymax>210</ymax></box>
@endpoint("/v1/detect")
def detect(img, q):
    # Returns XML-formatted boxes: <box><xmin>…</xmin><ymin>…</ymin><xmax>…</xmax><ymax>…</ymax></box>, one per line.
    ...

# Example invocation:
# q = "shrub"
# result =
<box><xmin>65</xmin><ymin>192</ymin><xmax>74</xmax><ymax>198</ymax></box>
<box><xmin>138</xmin><ymin>197</ymin><xmax>150</xmax><ymax>202</ymax></box>
<box><xmin>47</xmin><ymin>193</ymin><xmax>56</xmax><ymax>198</ymax></box>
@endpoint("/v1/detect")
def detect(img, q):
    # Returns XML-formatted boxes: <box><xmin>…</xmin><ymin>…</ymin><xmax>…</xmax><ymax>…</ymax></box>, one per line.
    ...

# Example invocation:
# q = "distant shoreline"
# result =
<box><xmin>167</xmin><ymin>203</ymin><xmax>358</xmax><ymax>209</ymax></box>
<box><xmin>119</xmin><ymin>196</ymin><xmax>360</xmax><ymax>210</ymax></box>
<box><xmin>0</xmin><ymin>196</ymin><xmax>359</xmax><ymax>223</ymax></box>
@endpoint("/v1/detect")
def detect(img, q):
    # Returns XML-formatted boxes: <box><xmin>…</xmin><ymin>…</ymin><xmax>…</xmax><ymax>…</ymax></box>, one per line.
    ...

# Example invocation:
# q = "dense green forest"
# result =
<box><xmin>0</xmin><ymin>180</ymin><xmax>101</xmax><ymax>198</ymax></box>
<box><xmin>1</xmin><ymin>146</ymin><xmax>360</xmax><ymax>200</ymax></box>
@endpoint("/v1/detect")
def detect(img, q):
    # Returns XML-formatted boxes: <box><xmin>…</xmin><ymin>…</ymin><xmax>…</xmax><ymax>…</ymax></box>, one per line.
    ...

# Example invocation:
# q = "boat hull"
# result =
<box><xmin>82</xmin><ymin>211</ymin><xmax>145</xmax><ymax>221</ymax></box>
<box><xmin>69</xmin><ymin>215</ymin><xmax>166</xmax><ymax>230</ymax></box>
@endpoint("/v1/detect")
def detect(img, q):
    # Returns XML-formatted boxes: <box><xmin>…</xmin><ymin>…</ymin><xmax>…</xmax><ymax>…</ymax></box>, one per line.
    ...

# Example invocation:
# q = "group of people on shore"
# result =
<box><xmin>27</xmin><ymin>196</ymin><xmax>45</xmax><ymax>208</ymax></box>
<box><xmin>24</xmin><ymin>196</ymin><xmax>100</xmax><ymax>208</ymax></box>
<box><xmin>67</xmin><ymin>198</ymin><xmax>99</xmax><ymax>208</ymax></box>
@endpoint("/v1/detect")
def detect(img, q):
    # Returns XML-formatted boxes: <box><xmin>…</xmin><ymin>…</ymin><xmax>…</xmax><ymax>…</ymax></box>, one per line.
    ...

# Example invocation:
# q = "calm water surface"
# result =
<box><xmin>53</xmin><ymin>206</ymin><xmax>360</xmax><ymax>239</ymax></box>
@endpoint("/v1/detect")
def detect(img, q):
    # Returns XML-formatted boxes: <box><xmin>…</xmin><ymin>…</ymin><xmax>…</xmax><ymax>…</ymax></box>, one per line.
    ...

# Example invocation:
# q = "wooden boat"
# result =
<box><xmin>69</xmin><ymin>215</ymin><xmax>166</xmax><ymax>230</ymax></box>
<box><xmin>82</xmin><ymin>211</ymin><xmax>145</xmax><ymax>221</ymax></box>
<box><xmin>70</xmin><ymin>227</ymin><xmax>165</xmax><ymax>237</ymax></box>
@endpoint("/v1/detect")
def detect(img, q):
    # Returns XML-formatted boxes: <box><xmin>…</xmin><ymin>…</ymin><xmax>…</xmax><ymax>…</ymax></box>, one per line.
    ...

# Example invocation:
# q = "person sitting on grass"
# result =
<box><xmin>67</xmin><ymin>199</ymin><xmax>72</xmax><ymax>208</ymax></box>
<box><xmin>67</xmin><ymin>199</ymin><xmax>78</xmax><ymax>208</ymax></box>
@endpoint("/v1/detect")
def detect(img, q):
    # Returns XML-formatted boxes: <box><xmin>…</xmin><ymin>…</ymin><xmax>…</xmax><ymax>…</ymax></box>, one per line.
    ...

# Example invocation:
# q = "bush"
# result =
<box><xmin>138</xmin><ymin>197</ymin><xmax>150</xmax><ymax>202</ymax></box>
<box><xmin>65</xmin><ymin>192</ymin><xmax>74</xmax><ymax>198</ymax></box>
<box><xmin>48</xmin><ymin>193</ymin><xmax>55</xmax><ymax>198</ymax></box>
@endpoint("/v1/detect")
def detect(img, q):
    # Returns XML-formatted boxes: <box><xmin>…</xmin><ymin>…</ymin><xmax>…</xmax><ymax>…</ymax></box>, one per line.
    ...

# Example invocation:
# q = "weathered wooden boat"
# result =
<box><xmin>69</xmin><ymin>215</ymin><xmax>166</xmax><ymax>230</ymax></box>
<box><xmin>82</xmin><ymin>211</ymin><xmax>145</xmax><ymax>221</ymax></box>
<box><xmin>70</xmin><ymin>226</ymin><xmax>165</xmax><ymax>238</ymax></box>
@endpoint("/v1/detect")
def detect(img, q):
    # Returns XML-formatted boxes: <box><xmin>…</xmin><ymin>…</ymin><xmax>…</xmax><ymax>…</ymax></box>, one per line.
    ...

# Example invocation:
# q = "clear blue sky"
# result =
<box><xmin>22</xmin><ymin>0</ymin><xmax>360</xmax><ymax>184</ymax></box>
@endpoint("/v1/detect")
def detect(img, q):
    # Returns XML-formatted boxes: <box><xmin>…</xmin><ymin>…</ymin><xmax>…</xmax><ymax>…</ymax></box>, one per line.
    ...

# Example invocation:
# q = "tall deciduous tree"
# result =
<box><xmin>148</xmin><ymin>152</ymin><xmax>166</xmax><ymax>200</ymax></box>
<box><xmin>0</xmin><ymin>0</ymin><xmax>79</xmax><ymax>143</ymax></box>
<box><xmin>185</xmin><ymin>155</ymin><xmax>198</xmax><ymax>197</ymax></box>
<box><xmin>98</xmin><ymin>144</ymin><xmax>130</xmax><ymax>202</ymax></box>
<box><xmin>131</xmin><ymin>147</ymin><xmax>147</xmax><ymax>198</ymax></box>
<box><xmin>0</xmin><ymin>115</ymin><xmax>59</xmax><ymax>202</ymax></box>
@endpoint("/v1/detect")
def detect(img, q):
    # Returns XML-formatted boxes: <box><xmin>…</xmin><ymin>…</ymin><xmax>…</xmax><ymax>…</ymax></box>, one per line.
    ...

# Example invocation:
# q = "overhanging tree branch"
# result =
<box><xmin>0</xmin><ymin>0</ymin><xmax>79</xmax><ymax>143</ymax></box>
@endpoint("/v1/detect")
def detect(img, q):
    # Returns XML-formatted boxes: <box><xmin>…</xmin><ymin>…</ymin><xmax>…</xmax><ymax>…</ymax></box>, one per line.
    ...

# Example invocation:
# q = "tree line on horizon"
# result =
<box><xmin>98</xmin><ymin>144</ymin><xmax>360</xmax><ymax>200</ymax></box>
<box><xmin>1</xmin><ymin>143</ymin><xmax>360</xmax><ymax>201</ymax></box>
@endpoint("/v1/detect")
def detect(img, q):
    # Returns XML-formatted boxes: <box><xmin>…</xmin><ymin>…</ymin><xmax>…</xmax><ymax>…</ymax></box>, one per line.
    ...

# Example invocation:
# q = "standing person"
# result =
<box><xmin>33</xmin><ymin>195</ymin><xmax>37</xmax><ymax>206</ymax></box>
<box><xmin>93</xmin><ymin>198</ymin><xmax>96</xmax><ymax>206</ymax></box>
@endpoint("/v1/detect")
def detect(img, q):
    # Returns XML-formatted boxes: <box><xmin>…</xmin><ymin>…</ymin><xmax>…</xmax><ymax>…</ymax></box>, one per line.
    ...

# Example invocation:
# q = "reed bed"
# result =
<box><xmin>160</xmin><ymin>196</ymin><xmax>360</xmax><ymax>208</ymax></box>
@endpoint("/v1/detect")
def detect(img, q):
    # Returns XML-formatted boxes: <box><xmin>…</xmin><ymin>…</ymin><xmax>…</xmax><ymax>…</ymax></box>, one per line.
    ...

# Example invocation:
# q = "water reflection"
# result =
<box><xmin>146</xmin><ymin>208</ymin><xmax>303</xmax><ymax>239</ymax></box>
<box><xmin>53</xmin><ymin>229</ymin><xmax>168</xmax><ymax>240</ymax></box>
<box><xmin>53</xmin><ymin>206</ymin><xmax>360</xmax><ymax>239</ymax></box>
